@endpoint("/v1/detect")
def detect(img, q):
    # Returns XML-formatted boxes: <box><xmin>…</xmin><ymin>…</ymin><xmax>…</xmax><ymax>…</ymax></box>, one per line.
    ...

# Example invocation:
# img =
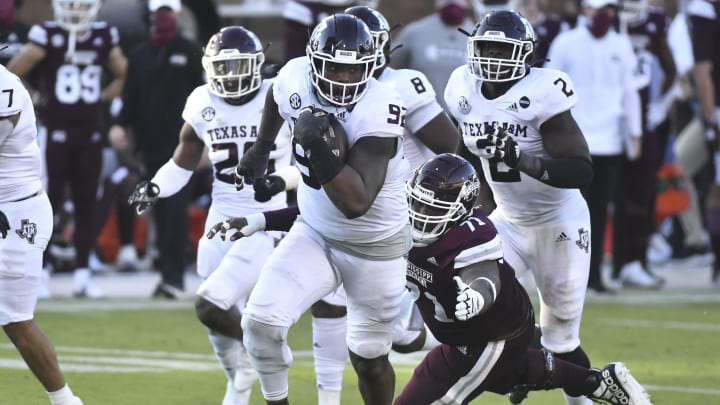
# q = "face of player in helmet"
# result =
<box><xmin>307</xmin><ymin>14</ymin><xmax>377</xmax><ymax>107</ymax></box>
<box><xmin>467</xmin><ymin>10</ymin><xmax>535</xmax><ymax>83</ymax></box>
<box><xmin>202</xmin><ymin>26</ymin><xmax>265</xmax><ymax>101</ymax></box>
<box><xmin>406</xmin><ymin>154</ymin><xmax>480</xmax><ymax>246</ymax></box>
<box><xmin>53</xmin><ymin>0</ymin><xmax>100</xmax><ymax>32</ymax></box>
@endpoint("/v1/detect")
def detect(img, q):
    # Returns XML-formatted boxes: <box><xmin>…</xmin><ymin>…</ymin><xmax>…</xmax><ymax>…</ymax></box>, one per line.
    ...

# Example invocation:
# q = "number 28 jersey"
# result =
<box><xmin>273</xmin><ymin>57</ymin><xmax>409</xmax><ymax>243</ymax></box>
<box><xmin>182</xmin><ymin>80</ymin><xmax>293</xmax><ymax>218</ymax></box>
<box><xmin>444</xmin><ymin>66</ymin><xmax>585</xmax><ymax>225</ymax></box>
<box><xmin>28</xmin><ymin>21</ymin><xmax>118</xmax><ymax>129</ymax></box>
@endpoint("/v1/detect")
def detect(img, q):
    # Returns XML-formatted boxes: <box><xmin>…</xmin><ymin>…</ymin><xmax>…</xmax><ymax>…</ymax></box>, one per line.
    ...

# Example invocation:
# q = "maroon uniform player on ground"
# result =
<box><xmin>208</xmin><ymin>153</ymin><xmax>654</xmax><ymax>405</ymax></box>
<box><xmin>8</xmin><ymin>0</ymin><xmax>127</xmax><ymax>298</ymax></box>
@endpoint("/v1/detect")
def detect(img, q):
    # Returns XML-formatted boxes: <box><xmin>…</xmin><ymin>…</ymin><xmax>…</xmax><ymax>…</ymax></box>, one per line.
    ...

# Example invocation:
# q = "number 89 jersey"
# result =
<box><xmin>28</xmin><ymin>21</ymin><xmax>117</xmax><ymax>129</ymax></box>
<box><xmin>182</xmin><ymin>80</ymin><xmax>293</xmax><ymax>218</ymax></box>
<box><xmin>444</xmin><ymin>66</ymin><xmax>583</xmax><ymax>225</ymax></box>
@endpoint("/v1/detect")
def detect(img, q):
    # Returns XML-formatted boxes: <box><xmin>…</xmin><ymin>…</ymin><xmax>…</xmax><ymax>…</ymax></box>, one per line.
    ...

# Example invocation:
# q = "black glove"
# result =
<box><xmin>293</xmin><ymin>105</ymin><xmax>331</xmax><ymax>150</ymax></box>
<box><xmin>490</xmin><ymin>127</ymin><xmax>521</xmax><ymax>168</ymax></box>
<box><xmin>127</xmin><ymin>181</ymin><xmax>160</xmax><ymax>216</ymax></box>
<box><xmin>253</xmin><ymin>175</ymin><xmax>287</xmax><ymax>203</ymax></box>
<box><xmin>0</xmin><ymin>209</ymin><xmax>9</xmax><ymax>239</ymax></box>
<box><xmin>235</xmin><ymin>140</ymin><xmax>275</xmax><ymax>191</ymax></box>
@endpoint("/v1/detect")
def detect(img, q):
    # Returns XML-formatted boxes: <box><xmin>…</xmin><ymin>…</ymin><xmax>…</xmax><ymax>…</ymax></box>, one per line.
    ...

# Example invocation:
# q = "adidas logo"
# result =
<box><xmin>427</xmin><ymin>256</ymin><xmax>439</xmax><ymax>266</ymax></box>
<box><xmin>556</xmin><ymin>232</ymin><xmax>570</xmax><ymax>242</ymax></box>
<box><xmin>540</xmin><ymin>170</ymin><xmax>549</xmax><ymax>181</ymax></box>
<box><xmin>506</xmin><ymin>103</ymin><xmax>518</xmax><ymax>112</ymax></box>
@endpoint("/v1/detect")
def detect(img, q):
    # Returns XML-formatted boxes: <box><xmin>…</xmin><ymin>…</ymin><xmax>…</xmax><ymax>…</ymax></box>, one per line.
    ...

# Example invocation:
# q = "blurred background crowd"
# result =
<box><xmin>6</xmin><ymin>0</ymin><xmax>718</xmax><ymax>299</ymax></box>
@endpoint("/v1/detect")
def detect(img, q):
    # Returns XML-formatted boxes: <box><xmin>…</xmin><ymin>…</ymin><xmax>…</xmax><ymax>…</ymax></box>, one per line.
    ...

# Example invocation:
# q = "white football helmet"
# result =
<box><xmin>306</xmin><ymin>14</ymin><xmax>377</xmax><ymax>106</ymax></box>
<box><xmin>202</xmin><ymin>26</ymin><xmax>265</xmax><ymax>100</ymax></box>
<box><xmin>620</xmin><ymin>0</ymin><xmax>649</xmax><ymax>24</ymax></box>
<box><xmin>53</xmin><ymin>0</ymin><xmax>101</xmax><ymax>32</ymax></box>
<box><xmin>468</xmin><ymin>10</ymin><xmax>535</xmax><ymax>82</ymax></box>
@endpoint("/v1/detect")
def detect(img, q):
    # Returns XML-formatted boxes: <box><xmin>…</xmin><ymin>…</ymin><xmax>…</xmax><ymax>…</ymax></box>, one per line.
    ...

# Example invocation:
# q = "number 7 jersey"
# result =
<box><xmin>444</xmin><ymin>66</ymin><xmax>585</xmax><ymax>225</ymax></box>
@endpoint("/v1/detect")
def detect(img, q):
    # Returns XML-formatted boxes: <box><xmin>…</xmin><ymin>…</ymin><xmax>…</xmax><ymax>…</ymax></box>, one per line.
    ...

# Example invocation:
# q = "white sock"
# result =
<box><xmin>421</xmin><ymin>324</ymin><xmax>441</xmax><ymax>351</ymax></box>
<box><xmin>72</xmin><ymin>268</ymin><xmax>90</xmax><ymax>292</ymax></box>
<box><xmin>318</xmin><ymin>389</ymin><xmax>341</xmax><ymax>405</ymax></box>
<box><xmin>564</xmin><ymin>392</ymin><xmax>593</xmax><ymax>405</ymax></box>
<box><xmin>312</xmin><ymin>316</ymin><xmax>347</xmax><ymax>395</ymax></box>
<box><xmin>208</xmin><ymin>331</ymin><xmax>240</xmax><ymax>381</ymax></box>
<box><xmin>47</xmin><ymin>384</ymin><xmax>82</xmax><ymax>405</ymax></box>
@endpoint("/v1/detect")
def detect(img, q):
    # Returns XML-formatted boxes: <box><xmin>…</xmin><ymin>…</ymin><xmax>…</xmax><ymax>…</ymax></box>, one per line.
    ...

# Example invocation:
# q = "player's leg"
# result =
<box><xmin>533</xmin><ymin>203</ymin><xmax>594</xmax><ymax>405</ymax></box>
<box><xmin>0</xmin><ymin>195</ymin><xmax>83</xmax><ymax>404</ymax></box>
<box><xmin>395</xmin><ymin>326</ymin><xmax>532</xmax><ymax>405</ymax></box>
<box><xmin>311</xmin><ymin>287</ymin><xmax>348</xmax><ymax>405</ymax></box>
<box><xmin>391</xmin><ymin>289</ymin><xmax>440</xmax><ymax>354</ymax></box>
<box><xmin>341</xmin><ymin>251</ymin><xmax>406</xmax><ymax>405</ymax></box>
<box><xmin>242</xmin><ymin>222</ymin><xmax>338</xmax><ymax>404</ymax></box>
<box><xmin>68</xmin><ymin>129</ymin><xmax>104</xmax><ymax>298</ymax></box>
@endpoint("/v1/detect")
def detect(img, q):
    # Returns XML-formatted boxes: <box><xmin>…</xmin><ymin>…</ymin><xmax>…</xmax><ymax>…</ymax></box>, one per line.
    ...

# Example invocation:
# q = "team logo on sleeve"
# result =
<box><xmin>15</xmin><ymin>219</ymin><xmax>37</xmax><ymax>245</ymax></box>
<box><xmin>575</xmin><ymin>227</ymin><xmax>589</xmax><ymax>253</ymax></box>
<box><xmin>458</xmin><ymin>96</ymin><xmax>471</xmax><ymax>114</ymax></box>
<box><xmin>289</xmin><ymin>93</ymin><xmax>302</xmax><ymax>109</ymax></box>
<box><xmin>202</xmin><ymin>107</ymin><xmax>215</xmax><ymax>121</ymax></box>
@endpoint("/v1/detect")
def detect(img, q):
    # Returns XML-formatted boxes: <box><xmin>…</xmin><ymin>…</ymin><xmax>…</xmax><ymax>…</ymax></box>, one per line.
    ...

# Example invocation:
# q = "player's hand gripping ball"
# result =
<box><xmin>294</xmin><ymin>105</ymin><xmax>348</xmax><ymax>161</ymax></box>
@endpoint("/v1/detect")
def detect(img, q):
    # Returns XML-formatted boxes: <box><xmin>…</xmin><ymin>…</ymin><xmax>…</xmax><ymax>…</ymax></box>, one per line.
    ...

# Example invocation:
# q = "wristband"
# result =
<box><xmin>305</xmin><ymin>138</ymin><xmax>345</xmax><ymax>185</ymax></box>
<box><xmin>241</xmin><ymin>213</ymin><xmax>267</xmax><ymax>236</ymax></box>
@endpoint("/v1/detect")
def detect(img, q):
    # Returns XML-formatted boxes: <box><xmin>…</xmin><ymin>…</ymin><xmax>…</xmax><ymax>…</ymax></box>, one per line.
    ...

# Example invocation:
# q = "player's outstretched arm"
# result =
<box><xmin>414</xmin><ymin>111</ymin><xmax>461</xmax><ymax>154</ymax></box>
<box><xmin>206</xmin><ymin>206</ymin><xmax>300</xmax><ymax>241</ymax></box>
<box><xmin>127</xmin><ymin>122</ymin><xmax>204</xmax><ymax>215</ymax></box>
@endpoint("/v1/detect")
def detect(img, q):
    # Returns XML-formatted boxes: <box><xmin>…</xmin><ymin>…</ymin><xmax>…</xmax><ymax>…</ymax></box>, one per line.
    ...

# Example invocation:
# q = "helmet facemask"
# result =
<box><xmin>53</xmin><ymin>0</ymin><xmax>100</xmax><ymax>32</ymax></box>
<box><xmin>406</xmin><ymin>164</ymin><xmax>480</xmax><ymax>246</ymax></box>
<box><xmin>203</xmin><ymin>49</ymin><xmax>264</xmax><ymax>99</ymax></box>
<box><xmin>308</xmin><ymin>43</ymin><xmax>376</xmax><ymax>107</ymax></box>
<box><xmin>468</xmin><ymin>35</ymin><xmax>532</xmax><ymax>82</ymax></box>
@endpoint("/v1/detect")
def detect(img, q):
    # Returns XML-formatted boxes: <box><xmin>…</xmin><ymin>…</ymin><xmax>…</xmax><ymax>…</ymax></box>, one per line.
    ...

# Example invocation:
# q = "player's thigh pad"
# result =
<box><xmin>196</xmin><ymin>230</ymin><xmax>276</xmax><ymax>311</ymax></box>
<box><xmin>339</xmin><ymin>252</ymin><xmax>406</xmax><ymax>358</ymax></box>
<box><xmin>196</xmin><ymin>207</ymin><xmax>237</xmax><ymax>278</ymax></box>
<box><xmin>320</xmin><ymin>284</ymin><xmax>347</xmax><ymax>307</ymax></box>
<box><xmin>0</xmin><ymin>195</ymin><xmax>53</xmax><ymax>325</ymax></box>
<box><xmin>242</xmin><ymin>221</ymin><xmax>340</xmax><ymax>328</ymax></box>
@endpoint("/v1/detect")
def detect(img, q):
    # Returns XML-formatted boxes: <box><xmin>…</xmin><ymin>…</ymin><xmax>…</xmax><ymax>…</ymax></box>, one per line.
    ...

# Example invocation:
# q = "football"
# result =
<box><xmin>324</xmin><ymin>113</ymin><xmax>349</xmax><ymax>161</ymax></box>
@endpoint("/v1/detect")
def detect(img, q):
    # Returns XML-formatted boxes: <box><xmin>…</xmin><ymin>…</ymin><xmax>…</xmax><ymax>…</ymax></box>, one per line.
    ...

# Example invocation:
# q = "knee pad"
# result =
<box><xmin>241</xmin><ymin>317</ymin><xmax>293</xmax><ymax>373</ymax></box>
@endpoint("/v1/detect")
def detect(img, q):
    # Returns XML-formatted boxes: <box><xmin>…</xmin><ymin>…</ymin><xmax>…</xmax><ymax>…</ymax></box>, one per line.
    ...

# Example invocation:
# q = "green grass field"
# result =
<box><xmin>1</xmin><ymin>291</ymin><xmax>719</xmax><ymax>405</ymax></box>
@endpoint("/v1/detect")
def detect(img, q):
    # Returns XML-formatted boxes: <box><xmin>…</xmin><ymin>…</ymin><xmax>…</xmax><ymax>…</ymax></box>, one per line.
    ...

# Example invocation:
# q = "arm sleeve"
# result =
<box><xmin>263</xmin><ymin>205</ymin><xmax>300</xmax><ymax>232</ymax></box>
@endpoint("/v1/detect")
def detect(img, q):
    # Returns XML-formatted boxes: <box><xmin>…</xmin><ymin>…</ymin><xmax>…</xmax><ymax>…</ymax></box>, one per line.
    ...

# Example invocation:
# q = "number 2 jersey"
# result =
<box><xmin>273</xmin><ymin>57</ymin><xmax>409</xmax><ymax>246</ymax></box>
<box><xmin>28</xmin><ymin>21</ymin><xmax>118</xmax><ymax>130</ymax></box>
<box><xmin>406</xmin><ymin>210</ymin><xmax>534</xmax><ymax>346</ymax></box>
<box><xmin>444</xmin><ymin>66</ymin><xmax>586</xmax><ymax>225</ymax></box>
<box><xmin>182</xmin><ymin>80</ymin><xmax>293</xmax><ymax>218</ymax></box>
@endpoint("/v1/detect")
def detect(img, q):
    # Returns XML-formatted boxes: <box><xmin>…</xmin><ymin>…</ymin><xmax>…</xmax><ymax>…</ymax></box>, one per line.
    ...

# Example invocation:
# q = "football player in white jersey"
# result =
<box><xmin>443</xmin><ymin>10</ymin><xmax>595</xmax><ymax>405</ymax></box>
<box><xmin>127</xmin><ymin>26</ymin><xmax>293</xmax><ymax>405</ymax></box>
<box><xmin>231</xmin><ymin>13</ymin><xmax>408</xmax><ymax>405</ymax></box>
<box><xmin>300</xmin><ymin>6</ymin><xmax>460</xmax><ymax>405</ymax></box>
<box><xmin>0</xmin><ymin>65</ymin><xmax>84</xmax><ymax>404</ymax></box>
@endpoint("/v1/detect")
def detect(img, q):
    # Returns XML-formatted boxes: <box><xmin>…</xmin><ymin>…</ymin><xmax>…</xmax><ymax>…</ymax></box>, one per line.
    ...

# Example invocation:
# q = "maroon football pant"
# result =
<box><xmin>44</xmin><ymin>126</ymin><xmax>103</xmax><ymax>269</ymax></box>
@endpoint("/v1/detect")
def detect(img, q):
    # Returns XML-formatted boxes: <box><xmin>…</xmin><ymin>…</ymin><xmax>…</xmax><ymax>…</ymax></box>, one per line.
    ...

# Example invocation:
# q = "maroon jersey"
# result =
<box><xmin>28</xmin><ymin>21</ymin><xmax>118</xmax><ymax>129</ymax></box>
<box><xmin>689</xmin><ymin>0</ymin><xmax>720</xmax><ymax>107</ymax></box>
<box><xmin>406</xmin><ymin>211</ymin><xmax>534</xmax><ymax>347</ymax></box>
